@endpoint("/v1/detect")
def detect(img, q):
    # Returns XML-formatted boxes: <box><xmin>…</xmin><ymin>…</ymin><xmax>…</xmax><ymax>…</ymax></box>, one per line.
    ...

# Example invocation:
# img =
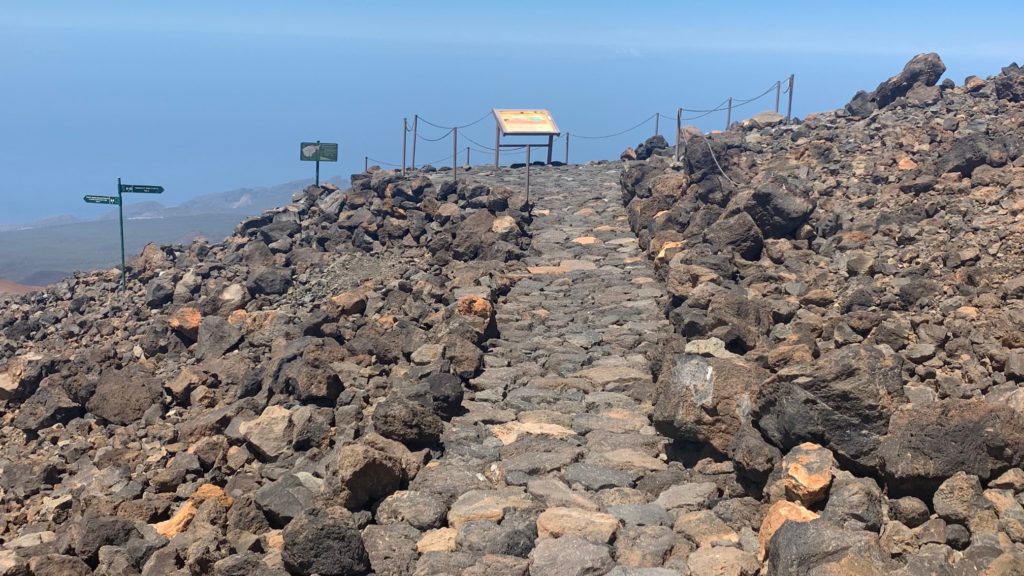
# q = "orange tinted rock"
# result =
<box><xmin>417</xmin><ymin>528</ymin><xmax>457</xmax><ymax>553</ymax></box>
<box><xmin>781</xmin><ymin>442</ymin><xmax>835</xmax><ymax>506</ymax></box>
<box><xmin>168</xmin><ymin>307</ymin><xmax>202</xmax><ymax>341</ymax></box>
<box><xmin>191</xmin><ymin>483</ymin><xmax>233</xmax><ymax>507</ymax></box>
<box><xmin>758</xmin><ymin>500</ymin><xmax>819</xmax><ymax>562</ymax></box>
<box><xmin>490</xmin><ymin>421</ymin><xmax>576</xmax><ymax>445</ymax></box>
<box><xmin>329</xmin><ymin>290</ymin><xmax>368</xmax><ymax>316</ymax></box>
<box><xmin>457</xmin><ymin>295</ymin><xmax>493</xmax><ymax>319</ymax></box>
<box><xmin>536</xmin><ymin>507</ymin><xmax>619</xmax><ymax>543</ymax></box>
<box><xmin>897</xmin><ymin>157</ymin><xmax>919</xmax><ymax>170</ymax></box>
<box><xmin>154</xmin><ymin>501</ymin><xmax>197</xmax><ymax>538</ymax></box>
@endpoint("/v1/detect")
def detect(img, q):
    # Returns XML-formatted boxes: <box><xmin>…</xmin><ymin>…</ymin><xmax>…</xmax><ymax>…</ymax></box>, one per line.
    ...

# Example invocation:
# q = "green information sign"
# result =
<box><xmin>119</xmin><ymin>184</ymin><xmax>164</xmax><ymax>194</ymax></box>
<box><xmin>300</xmin><ymin>142</ymin><xmax>338</xmax><ymax>162</ymax></box>
<box><xmin>83</xmin><ymin>195</ymin><xmax>120</xmax><ymax>205</ymax></box>
<box><xmin>83</xmin><ymin>178</ymin><xmax>166</xmax><ymax>291</ymax></box>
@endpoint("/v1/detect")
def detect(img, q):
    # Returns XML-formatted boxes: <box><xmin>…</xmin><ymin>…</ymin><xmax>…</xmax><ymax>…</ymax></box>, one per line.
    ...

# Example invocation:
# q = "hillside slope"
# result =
<box><xmin>1</xmin><ymin>54</ymin><xmax>1024</xmax><ymax>574</ymax></box>
<box><xmin>623</xmin><ymin>54</ymin><xmax>1024</xmax><ymax>571</ymax></box>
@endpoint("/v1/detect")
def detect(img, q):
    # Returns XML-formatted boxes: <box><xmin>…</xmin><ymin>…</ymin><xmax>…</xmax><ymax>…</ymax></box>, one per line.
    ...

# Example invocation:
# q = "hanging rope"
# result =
<box><xmin>422</xmin><ymin>154</ymin><xmax>452</xmax><ymax>166</ymax></box>
<box><xmin>462</xmin><ymin>134</ymin><xmax>496</xmax><ymax>151</ymax></box>
<box><xmin>572</xmin><ymin>114</ymin><xmax>657</xmax><ymax>139</ymax></box>
<box><xmin>417</xmin><ymin>112</ymin><xmax>491</xmax><ymax>130</ymax></box>
<box><xmin>696</xmin><ymin>132</ymin><xmax>740</xmax><ymax>187</ymax></box>
<box><xmin>366</xmin><ymin>157</ymin><xmax>402</xmax><ymax>168</ymax></box>
<box><xmin>416</xmin><ymin>128</ymin><xmax>454</xmax><ymax>142</ymax></box>
<box><xmin>680</xmin><ymin>97</ymin><xmax>731</xmax><ymax>114</ymax></box>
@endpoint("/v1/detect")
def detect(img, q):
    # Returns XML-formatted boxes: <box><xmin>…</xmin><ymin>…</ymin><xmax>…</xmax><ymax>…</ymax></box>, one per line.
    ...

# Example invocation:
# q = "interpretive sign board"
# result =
<box><xmin>493</xmin><ymin>109</ymin><xmax>560</xmax><ymax>136</ymax></box>
<box><xmin>492</xmin><ymin>109</ymin><xmax>561</xmax><ymax>166</ymax></box>
<box><xmin>300</xmin><ymin>142</ymin><xmax>339</xmax><ymax>162</ymax></box>
<box><xmin>299</xmin><ymin>140</ymin><xmax>337</xmax><ymax>186</ymax></box>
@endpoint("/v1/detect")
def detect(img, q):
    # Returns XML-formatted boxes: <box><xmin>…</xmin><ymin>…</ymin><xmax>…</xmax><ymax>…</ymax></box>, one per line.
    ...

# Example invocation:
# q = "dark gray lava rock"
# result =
<box><xmin>743</xmin><ymin>185</ymin><xmax>814</xmax><ymax>239</ymax></box>
<box><xmin>86</xmin><ymin>369</ymin><xmax>163</xmax><ymax>425</ymax></box>
<box><xmin>13</xmin><ymin>382</ymin><xmax>82</xmax><ymax>432</ymax></box>
<box><xmin>994</xmin><ymin>63</ymin><xmax>1024</xmax><ymax>102</ymax></box>
<box><xmin>766</xmin><ymin>518</ymin><xmax>894</xmax><ymax>575</ymax></box>
<box><xmin>282</xmin><ymin>508</ymin><xmax>370</xmax><ymax>576</ymax></box>
<box><xmin>196</xmin><ymin>316</ymin><xmax>243</xmax><ymax>361</ymax></box>
<box><xmin>372</xmin><ymin>397</ymin><xmax>443</xmax><ymax>449</ymax></box>
<box><xmin>879</xmin><ymin>399</ymin><xmax>1024</xmax><ymax>493</ymax></box>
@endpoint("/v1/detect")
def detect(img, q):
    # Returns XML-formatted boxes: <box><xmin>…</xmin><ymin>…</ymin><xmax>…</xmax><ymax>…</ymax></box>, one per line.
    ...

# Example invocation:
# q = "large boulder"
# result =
<box><xmin>938</xmin><ymin>133</ymin><xmax>1010</xmax><ymax>176</ymax></box>
<box><xmin>326</xmin><ymin>443</ymin><xmax>406</xmax><ymax>510</ymax></box>
<box><xmin>282</xmin><ymin>508</ymin><xmax>369</xmax><ymax>576</ymax></box>
<box><xmin>754</xmin><ymin>344</ymin><xmax>904</xmax><ymax>473</ymax></box>
<box><xmin>704</xmin><ymin>212</ymin><xmax>763</xmax><ymax>261</ymax></box>
<box><xmin>196</xmin><ymin>316</ymin><xmax>243</xmax><ymax>361</ymax></box>
<box><xmin>265</xmin><ymin>337</ymin><xmax>345</xmax><ymax>403</ymax></box>
<box><xmin>451</xmin><ymin>210</ymin><xmax>495</xmax><ymax>261</ymax></box>
<box><xmin>742</xmin><ymin>185</ymin><xmax>814</xmax><ymax>239</ymax></box>
<box><xmin>372</xmin><ymin>397</ymin><xmax>443</xmax><ymax>449</ymax></box>
<box><xmin>994</xmin><ymin>63</ymin><xmax>1024</xmax><ymax>102</ymax></box>
<box><xmin>0</xmin><ymin>352</ymin><xmax>53</xmax><ymax>403</ymax></box>
<box><xmin>239</xmin><ymin>405</ymin><xmax>294</xmax><ymax>461</ymax></box>
<box><xmin>12</xmin><ymin>382</ymin><xmax>82</xmax><ymax>432</ymax></box>
<box><xmin>635</xmin><ymin>134</ymin><xmax>669</xmax><ymax>160</ymax></box>
<box><xmin>86</xmin><ymin>368</ymin><xmax>163</xmax><ymax>425</ymax></box>
<box><xmin>878</xmin><ymin>399</ymin><xmax>1024</xmax><ymax>493</ymax></box>
<box><xmin>846</xmin><ymin>53</ymin><xmax>946</xmax><ymax>117</ymax></box>
<box><xmin>765</xmin><ymin>518</ymin><xmax>894</xmax><ymax>575</ymax></box>
<box><xmin>653</xmin><ymin>354</ymin><xmax>768</xmax><ymax>456</ymax></box>
<box><xmin>247</xmin><ymin>266</ymin><xmax>293</xmax><ymax>296</ymax></box>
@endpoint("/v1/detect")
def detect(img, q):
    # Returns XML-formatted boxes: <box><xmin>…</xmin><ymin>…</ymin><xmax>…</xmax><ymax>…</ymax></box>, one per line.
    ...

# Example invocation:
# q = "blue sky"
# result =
<box><xmin>2</xmin><ymin>1</ymin><xmax>1023</xmax><ymax>224</ymax></box>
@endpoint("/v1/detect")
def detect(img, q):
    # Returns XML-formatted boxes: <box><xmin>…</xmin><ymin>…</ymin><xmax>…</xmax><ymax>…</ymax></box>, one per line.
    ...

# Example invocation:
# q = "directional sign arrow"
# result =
<box><xmin>119</xmin><ymin>184</ymin><xmax>164</xmax><ymax>194</ymax></box>
<box><xmin>83</xmin><ymin>195</ymin><xmax>121</xmax><ymax>205</ymax></box>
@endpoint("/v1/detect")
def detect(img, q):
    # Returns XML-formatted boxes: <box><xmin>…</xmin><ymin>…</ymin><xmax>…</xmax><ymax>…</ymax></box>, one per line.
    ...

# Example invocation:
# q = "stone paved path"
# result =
<box><xmin>389</xmin><ymin>165</ymin><xmax>761</xmax><ymax>575</ymax></box>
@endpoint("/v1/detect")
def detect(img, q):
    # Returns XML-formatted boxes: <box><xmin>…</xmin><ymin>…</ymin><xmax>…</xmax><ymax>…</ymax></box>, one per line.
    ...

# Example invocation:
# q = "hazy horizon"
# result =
<box><xmin>3</xmin><ymin>1</ymin><xmax>1023</xmax><ymax>225</ymax></box>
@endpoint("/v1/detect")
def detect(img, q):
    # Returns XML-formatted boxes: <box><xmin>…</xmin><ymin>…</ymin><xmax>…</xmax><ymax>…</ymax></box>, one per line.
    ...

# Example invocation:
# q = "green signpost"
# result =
<box><xmin>300</xmin><ymin>141</ymin><xmax>338</xmax><ymax>186</ymax></box>
<box><xmin>82</xmin><ymin>178</ymin><xmax>164</xmax><ymax>291</ymax></box>
<box><xmin>83</xmin><ymin>195</ymin><xmax>120</xmax><ymax>205</ymax></box>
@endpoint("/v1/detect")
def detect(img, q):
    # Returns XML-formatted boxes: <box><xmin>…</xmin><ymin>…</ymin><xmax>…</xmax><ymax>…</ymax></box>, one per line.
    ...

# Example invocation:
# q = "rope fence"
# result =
<box><xmin>365</xmin><ymin>74</ymin><xmax>795</xmax><ymax>175</ymax></box>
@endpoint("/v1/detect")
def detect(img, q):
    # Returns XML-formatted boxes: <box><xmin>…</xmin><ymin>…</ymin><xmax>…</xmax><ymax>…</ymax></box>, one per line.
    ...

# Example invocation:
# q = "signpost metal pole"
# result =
<box><xmin>315</xmin><ymin>140</ymin><xmax>321</xmax><ymax>186</ymax></box>
<box><xmin>654</xmin><ymin>113</ymin><xmax>660</xmax><ymax>137</ymax></box>
<box><xmin>117</xmin><ymin>178</ymin><xmax>126</xmax><ymax>291</ymax></box>
<box><xmin>452</xmin><ymin>127</ymin><xmax>458</xmax><ymax>183</ymax></box>
<box><xmin>675</xmin><ymin>108</ymin><xmax>682</xmax><ymax>161</ymax></box>
<box><xmin>565</xmin><ymin>133</ymin><xmax>570</xmax><ymax>165</ymax></box>
<box><xmin>365</xmin><ymin>156</ymin><xmax>368</xmax><ymax>172</ymax></box>
<box><xmin>402</xmin><ymin>118</ymin><xmax>408</xmax><ymax>176</ymax></box>
<box><xmin>411</xmin><ymin>115</ymin><xmax>419</xmax><ymax>169</ymax></box>
<box><xmin>775</xmin><ymin>80</ymin><xmax>782</xmax><ymax>113</ymax></box>
<box><xmin>786</xmin><ymin>74</ymin><xmax>795</xmax><ymax>123</ymax></box>
<box><xmin>726</xmin><ymin>98</ymin><xmax>733</xmax><ymax>131</ymax></box>
<box><xmin>466</xmin><ymin>146</ymin><xmax>470</xmax><ymax>167</ymax></box>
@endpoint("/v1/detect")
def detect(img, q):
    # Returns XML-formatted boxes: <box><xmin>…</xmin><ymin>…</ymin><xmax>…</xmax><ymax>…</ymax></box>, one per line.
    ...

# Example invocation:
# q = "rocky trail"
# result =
<box><xmin>404</xmin><ymin>165</ymin><xmax>691</xmax><ymax>574</ymax></box>
<box><xmin>3</xmin><ymin>54</ymin><xmax>1024</xmax><ymax>575</ymax></box>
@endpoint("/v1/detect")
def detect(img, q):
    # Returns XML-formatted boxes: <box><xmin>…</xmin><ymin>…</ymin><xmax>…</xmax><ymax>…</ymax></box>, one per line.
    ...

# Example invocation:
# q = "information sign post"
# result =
<box><xmin>492</xmin><ymin>109</ymin><xmax>561</xmax><ymax>167</ymax></box>
<box><xmin>300</xmin><ymin>141</ymin><xmax>339</xmax><ymax>186</ymax></box>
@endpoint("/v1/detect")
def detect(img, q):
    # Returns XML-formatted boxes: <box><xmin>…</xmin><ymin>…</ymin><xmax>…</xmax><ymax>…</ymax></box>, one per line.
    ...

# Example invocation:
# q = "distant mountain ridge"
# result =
<box><xmin>0</xmin><ymin>175</ymin><xmax>348</xmax><ymax>285</ymax></box>
<box><xmin>0</xmin><ymin>176</ymin><xmax>348</xmax><ymax>231</ymax></box>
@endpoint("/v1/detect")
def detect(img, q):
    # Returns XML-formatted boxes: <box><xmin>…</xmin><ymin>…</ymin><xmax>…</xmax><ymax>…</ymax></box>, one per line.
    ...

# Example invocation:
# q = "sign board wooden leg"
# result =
<box><xmin>526</xmin><ymin>145</ymin><xmax>532</xmax><ymax>205</ymax></box>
